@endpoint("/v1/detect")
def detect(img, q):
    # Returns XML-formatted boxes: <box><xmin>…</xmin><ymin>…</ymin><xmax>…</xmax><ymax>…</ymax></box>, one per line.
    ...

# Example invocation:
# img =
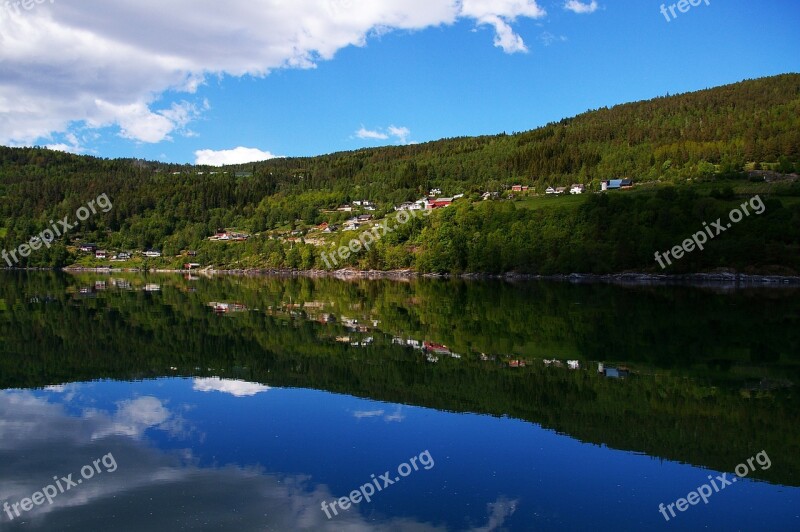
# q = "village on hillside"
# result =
<box><xmin>71</xmin><ymin>179</ymin><xmax>636</xmax><ymax>268</ymax></box>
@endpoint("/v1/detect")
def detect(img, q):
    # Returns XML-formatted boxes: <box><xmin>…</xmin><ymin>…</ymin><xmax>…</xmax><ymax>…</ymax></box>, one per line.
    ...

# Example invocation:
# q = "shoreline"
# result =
<box><xmin>26</xmin><ymin>266</ymin><xmax>799</xmax><ymax>287</ymax></box>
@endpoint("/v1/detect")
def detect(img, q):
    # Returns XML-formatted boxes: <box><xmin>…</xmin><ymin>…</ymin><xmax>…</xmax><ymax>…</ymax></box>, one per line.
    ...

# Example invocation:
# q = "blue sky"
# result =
<box><xmin>1</xmin><ymin>0</ymin><xmax>798</xmax><ymax>164</ymax></box>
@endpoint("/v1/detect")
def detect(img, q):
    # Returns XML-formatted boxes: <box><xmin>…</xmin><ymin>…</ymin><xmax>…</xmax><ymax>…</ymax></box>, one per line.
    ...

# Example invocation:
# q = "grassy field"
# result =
<box><xmin>513</xmin><ymin>193</ymin><xmax>589</xmax><ymax>211</ymax></box>
<box><xmin>512</xmin><ymin>179</ymin><xmax>795</xmax><ymax>213</ymax></box>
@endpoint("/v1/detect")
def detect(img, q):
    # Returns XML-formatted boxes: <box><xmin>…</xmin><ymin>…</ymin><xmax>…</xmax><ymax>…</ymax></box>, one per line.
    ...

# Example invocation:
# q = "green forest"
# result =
<box><xmin>1</xmin><ymin>74</ymin><xmax>799</xmax><ymax>274</ymax></box>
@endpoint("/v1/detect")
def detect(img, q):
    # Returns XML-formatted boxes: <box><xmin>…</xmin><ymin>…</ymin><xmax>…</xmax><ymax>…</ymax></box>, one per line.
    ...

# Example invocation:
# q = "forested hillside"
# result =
<box><xmin>1</xmin><ymin>74</ymin><xmax>799</xmax><ymax>273</ymax></box>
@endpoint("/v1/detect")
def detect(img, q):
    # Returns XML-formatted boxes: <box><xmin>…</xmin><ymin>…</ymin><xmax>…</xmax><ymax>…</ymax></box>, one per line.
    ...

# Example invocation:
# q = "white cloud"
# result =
<box><xmin>387</xmin><ymin>125</ymin><xmax>411</xmax><ymax>144</ymax></box>
<box><xmin>353</xmin><ymin>409</ymin><xmax>385</xmax><ymax>418</ymax></box>
<box><xmin>194</xmin><ymin>147</ymin><xmax>282</xmax><ymax>166</ymax></box>
<box><xmin>0</xmin><ymin>0</ymin><xmax>550</xmax><ymax>147</ymax></box>
<box><xmin>193</xmin><ymin>378</ymin><xmax>272</xmax><ymax>396</ymax></box>
<box><xmin>352</xmin><ymin>406</ymin><xmax>405</xmax><ymax>422</ymax></box>
<box><xmin>355</xmin><ymin>124</ymin><xmax>413</xmax><ymax>144</ymax></box>
<box><xmin>461</xmin><ymin>0</ymin><xmax>547</xmax><ymax>53</ymax></box>
<box><xmin>564</xmin><ymin>1</ymin><xmax>599</xmax><ymax>14</ymax></box>
<box><xmin>89</xmin><ymin>396</ymin><xmax>173</xmax><ymax>440</ymax></box>
<box><xmin>356</xmin><ymin>127</ymin><xmax>389</xmax><ymax>140</ymax></box>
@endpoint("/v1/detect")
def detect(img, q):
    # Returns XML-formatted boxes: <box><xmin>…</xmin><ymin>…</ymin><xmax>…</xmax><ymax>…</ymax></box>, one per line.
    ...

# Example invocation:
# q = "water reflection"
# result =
<box><xmin>0</xmin><ymin>384</ymin><xmax>527</xmax><ymax>531</ymax></box>
<box><xmin>1</xmin><ymin>272</ymin><xmax>800</xmax><ymax>530</ymax></box>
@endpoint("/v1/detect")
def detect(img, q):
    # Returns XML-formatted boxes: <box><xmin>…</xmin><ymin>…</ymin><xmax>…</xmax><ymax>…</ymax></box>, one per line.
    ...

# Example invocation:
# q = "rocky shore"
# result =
<box><xmin>50</xmin><ymin>266</ymin><xmax>800</xmax><ymax>287</ymax></box>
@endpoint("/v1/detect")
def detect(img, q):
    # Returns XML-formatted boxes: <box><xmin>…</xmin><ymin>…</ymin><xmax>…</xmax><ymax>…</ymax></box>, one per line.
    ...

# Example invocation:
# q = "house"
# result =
<box><xmin>209</xmin><ymin>302</ymin><xmax>248</xmax><ymax>313</ymax></box>
<box><xmin>337</xmin><ymin>204</ymin><xmax>353</xmax><ymax>212</ymax></box>
<box><xmin>212</xmin><ymin>231</ymin><xmax>249</xmax><ymax>241</ymax></box>
<box><xmin>343</xmin><ymin>219</ymin><xmax>360</xmax><ymax>231</ymax></box>
<box><xmin>555</xmin><ymin>187</ymin><xmax>567</xmax><ymax>195</ymax></box>
<box><xmin>357</xmin><ymin>214</ymin><xmax>373</xmax><ymax>222</ymax></box>
<box><xmin>429</xmin><ymin>188</ymin><xmax>442</xmax><ymax>196</ymax></box>
<box><xmin>323</xmin><ymin>225</ymin><xmax>338</xmax><ymax>233</ymax></box>
<box><xmin>545</xmin><ymin>187</ymin><xmax>556</xmax><ymax>195</ymax></box>
<box><xmin>482</xmin><ymin>192</ymin><xmax>499</xmax><ymax>200</ymax></box>
<box><xmin>79</xmin><ymin>243</ymin><xmax>97</xmax><ymax>253</ymax></box>
<box><xmin>600</xmin><ymin>365</ymin><xmax>630</xmax><ymax>379</ymax></box>
<box><xmin>511</xmin><ymin>185</ymin><xmax>530</xmax><ymax>193</ymax></box>
<box><xmin>603</xmin><ymin>179</ymin><xmax>634</xmax><ymax>191</ymax></box>
<box><xmin>570</xmin><ymin>184</ymin><xmax>586</xmax><ymax>195</ymax></box>
<box><xmin>95</xmin><ymin>250</ymin><xmax>107</xmax><ymax>259</ymax></box>
<box><xmin>424</xmin><ymin>342</ymin><xmax>451</xmax><ymax>355</ymax></box>
<box><xmin>144</xmin><ymin>250</ymin><xmax>162</xmax><ymax>258</ymax></box>
<box><xmin>426</xmin><ymin>198</ymin><xmax>453</xmax><ymax>210</ymax></box>
<box><xmin>187</xmin><ymin>250</ymin><xmax>198</xmax><ymax>257</ymax></box>
<box><xmin>396</xmin><ymin>201</ymin><xmax>424</xmax><ymax>211</ymax></box>
<box><xmin>568</xmin><ymin>360</ymin><xmax>581</xmax><ymax>370</ymax></box>
<box><xmin>116</xmin><ymin>252</ymin><xmax>131</xmax><ymax>261</ymax></box>
<box><xmin>184</xmin><ymin>263</ymin><xmax>201</xmax><ymax>270</ymax></box>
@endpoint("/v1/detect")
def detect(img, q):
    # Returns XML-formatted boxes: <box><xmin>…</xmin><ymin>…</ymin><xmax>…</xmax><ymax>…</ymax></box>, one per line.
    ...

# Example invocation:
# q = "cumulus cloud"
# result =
<box><xmin>192</xmin><ymin>378</ymin><xmax>272</xmax><ymax>397</ymax></box>
<box><xmin>45</xmin><ymin>133</ymin><xmax>86</xmax><ymax>154</ymax></box>
<box><xmin>88</xmin><ymin>396</ymin><xmax>173</xmax><ymax>440</ymax></box>
<box><xmin>194</xmin><ymin>147</ymin><xmax>282</xmax><ymax>166</ymax></box>
<box><xmin>0</xmin><ymin>0</ymin><xmax>551</xmax><ymax>147</ymax></box>
<box><xmin>564</xmin><ymin>1</ymin><xmax>599</xmax><ymax>14</ymax></box>
<box><xmin>461</xmin><ymin>0</ymin><xmax>547</xmax><ymax>53</ymax></box>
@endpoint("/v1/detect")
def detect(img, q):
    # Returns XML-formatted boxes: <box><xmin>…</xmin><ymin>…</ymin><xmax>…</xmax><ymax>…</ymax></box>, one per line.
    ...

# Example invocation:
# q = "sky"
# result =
<box><xmin>0</xmin><ymin>0</ymin><xmax>798</xmax><ymax>165</ymax></box>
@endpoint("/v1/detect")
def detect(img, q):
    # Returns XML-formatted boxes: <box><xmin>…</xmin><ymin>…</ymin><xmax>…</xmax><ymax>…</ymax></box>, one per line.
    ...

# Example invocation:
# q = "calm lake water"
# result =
<box><xmin>1</xmin><ymin>272</ymin><xmax>798</xmax><ymax>531</ymax></box>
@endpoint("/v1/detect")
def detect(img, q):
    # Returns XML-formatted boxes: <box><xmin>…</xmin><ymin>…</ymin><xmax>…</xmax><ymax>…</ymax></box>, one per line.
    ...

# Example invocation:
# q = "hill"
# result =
<box><xmin>1</xmin><ymin>74</ymin><xmax>799</xmax><ymax>274</ymax></box>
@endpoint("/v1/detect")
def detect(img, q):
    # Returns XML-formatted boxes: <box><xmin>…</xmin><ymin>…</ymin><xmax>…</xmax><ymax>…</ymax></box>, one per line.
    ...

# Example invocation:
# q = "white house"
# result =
<box><xmin>570</xmin><ymin>184</ymin><xmax>586</xmax><ymax>195</ymax></box>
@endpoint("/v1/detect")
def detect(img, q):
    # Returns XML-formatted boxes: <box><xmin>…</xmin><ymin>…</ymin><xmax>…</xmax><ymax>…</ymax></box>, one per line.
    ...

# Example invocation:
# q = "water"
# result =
<box><xmin>1</xmin><ymin>272</ymin><xmax>798</xmax><ymax>531</ymax></box>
